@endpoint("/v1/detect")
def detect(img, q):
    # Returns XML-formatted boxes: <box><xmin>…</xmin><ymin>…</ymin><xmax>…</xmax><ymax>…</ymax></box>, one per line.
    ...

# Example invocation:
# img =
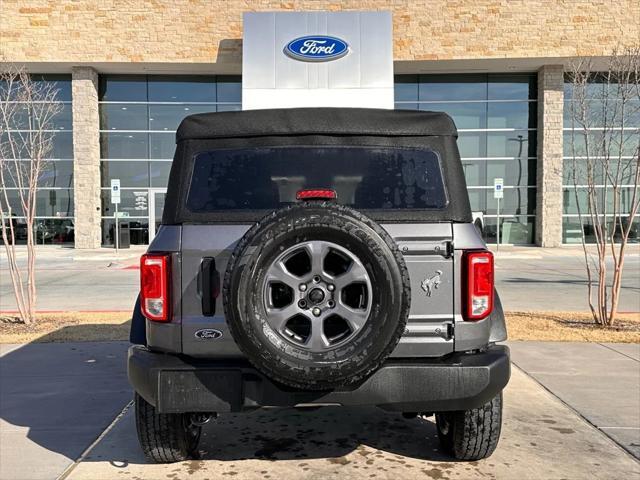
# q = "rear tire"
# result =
<box><xmin>435</xmin><ymin>393</ymin><xmax>502</xmax><ymax>461</ymax></box>
<box><xmin>134</xmin><ymin>393</ymin><xmax>201</xmax><ymax>463</ymax></box>
<box><xmin>223</xmin><ymin>202</ymin><xmax>410</xmax><ymax>390</ymax></box>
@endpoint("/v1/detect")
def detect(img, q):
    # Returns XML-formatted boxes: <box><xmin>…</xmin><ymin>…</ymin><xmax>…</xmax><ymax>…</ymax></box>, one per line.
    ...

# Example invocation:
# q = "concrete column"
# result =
<box><xmin>71</xmin><ymin>67</ymin><xmax>101</xmax><ymax>249</ymax></box>
<box><xmin>535</xmin><ymin>65</ymin><xmax>564</xmax><ymax>247</ymax></box>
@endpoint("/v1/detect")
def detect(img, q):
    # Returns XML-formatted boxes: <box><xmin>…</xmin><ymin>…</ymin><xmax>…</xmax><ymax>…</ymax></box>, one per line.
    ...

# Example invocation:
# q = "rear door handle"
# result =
<box><xmin>200</xmin><ymin>257</ymin><xmax>220</xmax><ymax>316</ymax></box>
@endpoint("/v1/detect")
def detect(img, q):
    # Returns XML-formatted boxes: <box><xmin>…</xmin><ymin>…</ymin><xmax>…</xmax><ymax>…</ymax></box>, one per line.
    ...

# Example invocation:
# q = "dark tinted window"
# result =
<box><xmin>148</xmin><ymin>75</ymin><xmax>216</xmax><ymax>102</ymax></box>
<box><xmin>99</xmin><ymin>75</ymin><xmax>147</xmax><ymax>101</ymax></box>
<box><xmin>186</xmin><ymin>147</ymin><xmax>447</xmax><ymax>212</ymax></box>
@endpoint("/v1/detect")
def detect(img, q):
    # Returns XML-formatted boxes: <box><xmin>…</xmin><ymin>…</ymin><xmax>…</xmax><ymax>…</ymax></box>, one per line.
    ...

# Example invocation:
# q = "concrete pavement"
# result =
<box><xmin>0</xmin><ymin>246</ymin><xmax>144</xmax><ymax>312</ymax></box>
<box><xmin>0</xmin><ymin>342</ymin><xmax>131</xmax><ymax>480</ymax></box>
<box><xmin>1</xmin><ymin>245</ymin><xmax>639</xmax><ymax>312</ymax></box>
<box><xmin>65</xmin><ymin>367</ymin><xmax>640</xmax><ymax>480</ymax></box>
<box><xmin>1</xmin><ymin>340</ymin><xmax>639</xmax><ymax>479</ymax></box>
<box><xmin>510</xmin><ymin>341</ymin><xmax>640</xmax><ymax>459</ymax></box>
<box><xmin>493</xmin><ymin>246</ymin><xmax>640</xmax><ymax>312</ymax></box>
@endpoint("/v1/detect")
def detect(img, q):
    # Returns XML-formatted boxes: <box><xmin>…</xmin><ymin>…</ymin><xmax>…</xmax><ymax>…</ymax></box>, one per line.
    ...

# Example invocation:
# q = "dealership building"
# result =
<box><xmin>1</xmin><ymin>1</ymin><xmax>638</xmax><ymax>248</ymax></box>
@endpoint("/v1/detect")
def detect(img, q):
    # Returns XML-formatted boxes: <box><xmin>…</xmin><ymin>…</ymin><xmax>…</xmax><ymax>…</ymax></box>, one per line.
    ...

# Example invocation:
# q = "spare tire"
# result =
<box><xmin>223</xmin><ymin>202</ymin><xmax>410</xmax><ymax>390</ymax></box>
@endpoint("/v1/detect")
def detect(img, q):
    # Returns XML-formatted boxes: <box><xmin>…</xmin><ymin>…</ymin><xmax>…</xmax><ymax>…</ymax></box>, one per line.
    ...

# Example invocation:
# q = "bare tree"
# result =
<box><xmin>566</xmin><ymin>47</ymin><xmax>640</xmax><ymax>326</ymax></box>
<box><xmin>0</xmin><ymin>67</ymin><xmax>63</xmax><ymax>324</ymax></box>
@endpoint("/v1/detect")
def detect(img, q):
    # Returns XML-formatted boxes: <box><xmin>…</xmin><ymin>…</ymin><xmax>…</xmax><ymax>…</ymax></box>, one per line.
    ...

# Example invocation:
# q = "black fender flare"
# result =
<box><xmin>130</xmin><ymin>294</ymin><xmax>147</xmax><ymax>345</ymax></box>
<box><xmin>488</xmin><ymin>289</ymin><xmax>507</xmax><ymax>343</ymax></box>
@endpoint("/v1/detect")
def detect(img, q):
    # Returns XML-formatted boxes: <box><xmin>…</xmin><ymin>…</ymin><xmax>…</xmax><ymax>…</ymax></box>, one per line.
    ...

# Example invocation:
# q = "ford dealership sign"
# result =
<box><xmin>284</xmin><ymin>36</ymin><xmax>349</xmax><ymax>62</ymax></box>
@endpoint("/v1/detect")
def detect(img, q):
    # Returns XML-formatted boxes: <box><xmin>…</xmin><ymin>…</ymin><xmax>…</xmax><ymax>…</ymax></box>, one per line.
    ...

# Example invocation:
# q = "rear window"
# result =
<box><xmin>186</xmin><ymin>146</ymin><xmax>448</xmax><ymax>212</ymax></box>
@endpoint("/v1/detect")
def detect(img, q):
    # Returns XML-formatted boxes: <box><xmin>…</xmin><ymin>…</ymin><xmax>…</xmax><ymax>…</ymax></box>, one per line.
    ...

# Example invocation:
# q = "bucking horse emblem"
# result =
<box><xmin>421</xmin><ymin>270</ymin><xmax>443</xmax><ymax>297</ymax></box>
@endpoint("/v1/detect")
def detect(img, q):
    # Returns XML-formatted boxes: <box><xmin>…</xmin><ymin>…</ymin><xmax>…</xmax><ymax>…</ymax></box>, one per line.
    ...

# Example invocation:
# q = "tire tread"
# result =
<box><xmin>135</xmin><ymin>393</ymin><xmax>200</xmax><ymax>463</ymax></box>
<box><xmin>223</xmin><ymin>202</ymin><xmax>411</xmax><ymax>390</ymax></box>
<box><xmin>436</xmin><ymin>393</ymin><xmax>502</xmax><ymax>461</ymax></box>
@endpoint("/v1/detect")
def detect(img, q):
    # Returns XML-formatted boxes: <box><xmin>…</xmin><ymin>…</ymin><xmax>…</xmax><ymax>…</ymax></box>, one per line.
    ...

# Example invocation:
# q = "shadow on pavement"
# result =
<box><xmin>194</xmin><ymin>406</ymin><xmax>449</xmax><ymax>463</ymax></box>
<box><xmin>0</xmin><ymin>324</ymin><xmax>132</xmax><ymax>478</ymax></box>
<box><xmin>1</xmin><ymin>324</ymin><xmax>453</xmax><ymax>474</ymax></box>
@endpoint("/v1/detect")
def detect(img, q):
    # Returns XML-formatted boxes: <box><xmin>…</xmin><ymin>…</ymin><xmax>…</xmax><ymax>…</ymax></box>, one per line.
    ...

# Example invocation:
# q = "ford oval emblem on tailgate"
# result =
<box><xmin>284</xmin><ymin>35</ymin><xmax>349</xmax><ymax>62</ymax></box>
<box><xmin>195</xmin><ymin>328</ymin><xmax>223</xmax><ymax>340</ymax></box>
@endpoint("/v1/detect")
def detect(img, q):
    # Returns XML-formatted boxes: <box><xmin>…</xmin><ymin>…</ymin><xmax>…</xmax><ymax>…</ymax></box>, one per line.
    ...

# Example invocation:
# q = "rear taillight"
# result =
<box><xmin>140</xmin><ymin>254</ymin><xmax>170</xmax><ymax>322</ymax></box>
<box><xmin>463</xmin><ymin>250</ymin><xmax>494</xmax><ymax>321</ymax></box>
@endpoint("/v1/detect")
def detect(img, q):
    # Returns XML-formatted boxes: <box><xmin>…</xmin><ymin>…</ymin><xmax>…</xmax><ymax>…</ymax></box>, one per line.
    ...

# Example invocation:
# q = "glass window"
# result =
<box><xmin>10</xmin><ymin>103</ymin><xmax>73</xmax><ymax>131</ymax></box>
<box><xmin>457</xmin><ymin>132</ymin><xmax>486</xmax><ymax>158</ymax></box>
<box><xmin>563</xmin><ymin>130</ymin><xmax>638</xmax><ymax>157</ymax></box>
<box><xmin>32</xmin><ymin>74</ymin><xmax>72</xmax><ymax>102</ymax></box>
<box><xmin>487</xmin><ymin>131</ymin><xmax>534</xmax><ymax>158</ymax></box>
<box><xmin>100</xmin><ymin>161</ymin><xmax>149</xmax><ymax>188</ymax></box>
<box><xmin>564</xmin><ymin>99</ymin><xmax>640</xmax><ymax>128</ymax></box>
<box><xmin>482</xmin><ymin>187</ymin><xmax>535</xmax><ymax>215</ymax></box>
<box><xmin>95</xmin><ymin>75</ymin><xmax>263</xmax><ymax>244</ymax></box>
<box><xmin>562</xmin><ymin>216</ymin><xmax>640</xmax><ymax>244</ymax></box>
<box><xmin>462</xmin><ymin>159</ymin><xmax>535</xmax><ymax>187</ymax></box>
<box><xmin>40</xmin><ymin>161</ymin><xmax>74</xmax><ymax>188</ymax></box>
<box><xmin>1</xmin><ymin>74</ymin><xmax>74</xmax><ymax>227</ymax></box>
<box><xmin>487</xmin><ymin>74</ymin><xmax>535</xmax><ymax>100</ymax></box>
<box><xmin>36</xmin><ymin>189</ymin><xmax>74</xmax><ymax>217</ymax></box>
<box><xmin>394</xmin><ymin>75</ymin><xmax>419</xmax><ymax>102</ymax></box>
<box><xmin>419</xmin><ymin>102</ymin><xmax>486</xmax><ymax>129</ymax></box>
<box><xmin>101</xmin><ymin>188</ymin><xmax>149</xmax><ymax>217</ymax></box>
<box><xmin>467</xmin><ymin>188</ymin><xmax>485</xmax><ymax>212</ymax></box>
<box><xmin>484</xmin><ymin>216</ymin><xmax>535</xmax><ymax>244</ymax></box>
<box><xmin>51</xmin><ymin>103</ymin><xmax>73</xmax><ymax>131</ymax></box>
<box><xmin>100</xmin><ymin>104</ymin><xmax>148</xmax><ymax>131</ymax></box>
<box><xmin>3</xmin><ymin>161</ymin><xmax>73</xmax><ymax>189</ymax></box>
<box><xmin>2</xmin><ymin>131</ymin><xmax>73</xmax><ymax>159</ymax></box>
<box><xmin>487</xmin><ymin>102</ymin><xmax>535</xmax><ymax>129</ymax></box>
<box><xmin>562</xmin><ymin>158</ymin><xmax>638</xmax><ymax>186</ymax></box>
<box><xmin>99</xmin><ymin>75</ymin><xmax>147</xmax><ymax>102</ymax></box>
<box><xmin>149</xmin><ymin>133</ymin><xmax>176</xmax><ymax>159</ymax></box>
<box><xmin>458</xmin><ymin>129</ymin><xmax>534</xmax><ymax>159</ymax></box>
<box><xmin>187</xmin><ymin>147</ymin><xmax>448</xmax><ymax>212</ymax></box>
<box><xmin>148</xmin><ymin>104</ymin><xmax>213</xmax><ymax>131</ymax></box>
<box><xmin>33</xmin><ymin>218</ymin><xmax>75</xmax><ymax>244</ymax></box>
<box><xmin>563</xmin><ymin>187</ymin><xmax>596</xmax><ymax>215</ymax></box>
<box><xmin>101</xmin><ymin>218</ymin><xmax>149</xmax><ymax>246</ymax></box>
<box><xmin>418</xmin><ymin>74</ymin><xmax>487</xmax><ymax>101</ymax></box>
<box><xmin>217</xmin><ymin>76</ymin><xmax>242</xmax><ymax>102</ymax></box>
<box><xmin>51</xmin><ymin>132</ymin><xmax>74</xmax><ymax>158</ymax></box>
<box><xmin>148</xmin><ymin>75</ymin><xmax>216</xmax><ymax>102</ymax></box>
<box><xmin>100</xmin><ymin>132</ymin><xmax>148</xmax><ymax>159</ymax></box>
<box><xmin>150</xmin><ymin>162</ymin><xmax>172</xmax><ymax>187</ymax></box>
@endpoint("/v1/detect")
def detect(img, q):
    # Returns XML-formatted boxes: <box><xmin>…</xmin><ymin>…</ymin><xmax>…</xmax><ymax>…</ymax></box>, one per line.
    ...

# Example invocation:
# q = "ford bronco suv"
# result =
<box><xmin>128</xmin><ymin>108</ymin><xmax>510</xmax><ymax>464</ymax></box>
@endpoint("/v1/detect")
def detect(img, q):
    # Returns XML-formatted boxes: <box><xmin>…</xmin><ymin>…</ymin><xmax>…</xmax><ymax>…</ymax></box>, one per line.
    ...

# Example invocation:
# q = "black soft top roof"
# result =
<box><xmin>176</xmin><ymin>108</ymin><xmax>457</xmax><ymax>141</ymax></box>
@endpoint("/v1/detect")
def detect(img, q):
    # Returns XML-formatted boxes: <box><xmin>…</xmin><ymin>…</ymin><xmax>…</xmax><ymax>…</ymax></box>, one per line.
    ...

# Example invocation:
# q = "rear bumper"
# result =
<box><xmin>128</xmin><ymin>345</ymin><xmax>510</xmax><ymax>414</ymax></box>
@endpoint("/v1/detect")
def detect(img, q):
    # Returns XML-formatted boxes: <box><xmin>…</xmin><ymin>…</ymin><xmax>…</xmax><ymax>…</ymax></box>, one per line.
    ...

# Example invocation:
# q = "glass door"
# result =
<box><xmin>148</xmin><ymin>189</ymin><xmax>167</xmax><ymax>242</ymax></box>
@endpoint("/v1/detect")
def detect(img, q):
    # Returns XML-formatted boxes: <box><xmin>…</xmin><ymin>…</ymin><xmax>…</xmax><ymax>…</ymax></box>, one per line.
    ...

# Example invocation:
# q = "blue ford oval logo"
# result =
<box><xmin>195</xmin><ymin>328</ymin><xmax>223</xmax><ymax>340</ymax></box>
<box><xmin>284</xmin><ymin>35</ymin><xmax>349</xmax><ymax>62</ymax></box>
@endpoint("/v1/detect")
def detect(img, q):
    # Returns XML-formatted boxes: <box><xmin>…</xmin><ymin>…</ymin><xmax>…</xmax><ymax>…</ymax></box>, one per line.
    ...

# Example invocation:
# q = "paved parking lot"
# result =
<box><xmin>1</xmin><ymin>341</ymin><xmax>639</xmax><ymax>480</ymax></box>
<box><xmin>61</xmin><ymin>366</ymin><xmax>638</xmax><ymax>480</ymax></box>
<box><xmin>1</xmin><ymin>245</ymin><xmax>639</xmax><ymax>312</ymax></box>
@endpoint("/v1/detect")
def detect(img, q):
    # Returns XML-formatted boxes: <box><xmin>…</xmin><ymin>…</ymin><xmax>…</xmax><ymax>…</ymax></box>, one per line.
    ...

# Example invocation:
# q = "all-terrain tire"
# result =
<box><xmin>134</xmin><ymin>393</ymin><xmax>201</xmax><ymax>463</ymax></box>
<box><xmin>435</xmin><ymin>393</ymin><xmax>503</xmax><ymax>461</ymax></box>
<box><xmin>223</xmin><ymin>201</ymin><xmax>411</xmax><ymax>390</ymax></box>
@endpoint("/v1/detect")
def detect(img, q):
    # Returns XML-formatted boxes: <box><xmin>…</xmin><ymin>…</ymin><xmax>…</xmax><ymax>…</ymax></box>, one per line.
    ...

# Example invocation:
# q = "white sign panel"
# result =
<box><xmin>493</xmin><ymin>178</ymin><xmax>504</xmax><ymax>199</ymax></box>
<box><xmin>110</xmin><ymin>179</ymin><xmax>121</xmax><ymax>205</ymax></box>
<box><xmin>242</xmin><ymin>11</ymin><xmax>394</xmax><ymax>110</ymax></box>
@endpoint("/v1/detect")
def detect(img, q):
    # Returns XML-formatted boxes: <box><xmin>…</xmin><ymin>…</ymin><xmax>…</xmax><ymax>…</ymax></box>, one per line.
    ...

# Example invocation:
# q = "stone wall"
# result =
<box><xmin>71</xmin><ymin>67</ymin><xmax>101</xmax><ymax>249</ymax></box>
<box><xmin>1</xmin><ymin>1</ymin><xmax>638</xmax><ymax>65</ymax></box>
<box><xmin>536</xmin><ymin>65</ymin><xmax>564</xmax><ymax>247</ymax></box>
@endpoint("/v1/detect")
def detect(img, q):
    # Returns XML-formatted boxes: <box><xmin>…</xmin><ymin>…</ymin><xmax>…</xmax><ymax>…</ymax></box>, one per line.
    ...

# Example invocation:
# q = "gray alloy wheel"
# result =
<box><xmin>262</xmin><ymin>240</ymin><xmax>372</xmax><ymax>352</ymax></box>
<box><xmin>223</xmin><ymin>202</ymin><xmax>410</xmax><ymax>390</ymax></box>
